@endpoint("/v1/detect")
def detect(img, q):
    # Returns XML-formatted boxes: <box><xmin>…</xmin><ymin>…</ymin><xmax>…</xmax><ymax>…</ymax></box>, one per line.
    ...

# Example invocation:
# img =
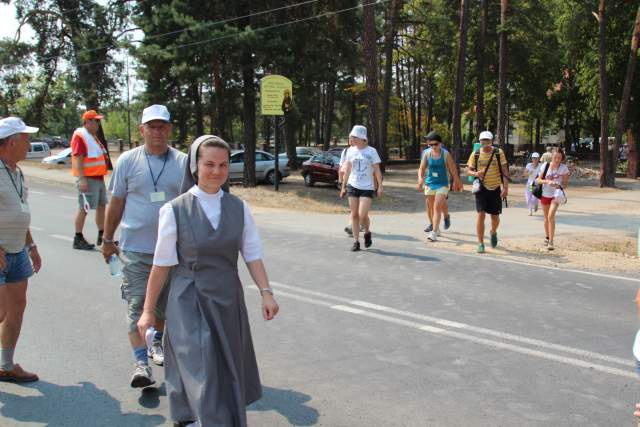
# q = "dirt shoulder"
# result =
<box><xmin>20</xmin><ymin>160</ymin><xmax>640</xmax><ymax>275</ymax></box>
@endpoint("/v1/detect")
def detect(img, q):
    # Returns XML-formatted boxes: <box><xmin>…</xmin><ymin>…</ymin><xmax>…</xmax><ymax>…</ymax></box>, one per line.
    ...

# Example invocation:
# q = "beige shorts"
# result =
<box><xmin>120</xmin><ymin>251</ymin><xmax>169</xmax><ymax>332</ymax></box>
<box><xmin>424</xmin><ymin>186</ymin><xmax>449</xmax><ymax>196</ymax></box>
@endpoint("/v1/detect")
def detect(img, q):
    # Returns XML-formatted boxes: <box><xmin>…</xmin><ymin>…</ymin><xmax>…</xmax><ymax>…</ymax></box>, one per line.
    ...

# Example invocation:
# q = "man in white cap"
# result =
<box><xmin>0</xmin><ymin>117</ymin><xmax>41</xmax><ymax>382</ymax></box>
<box><xmin>466</xmin><ymin>130</ymin><xmax>509</xmax><ymax>253</ymax></box>
<box><xmin>102</xmin><ymin>105</ymin><xmax>187</xmax><ymax>388</ymax></box>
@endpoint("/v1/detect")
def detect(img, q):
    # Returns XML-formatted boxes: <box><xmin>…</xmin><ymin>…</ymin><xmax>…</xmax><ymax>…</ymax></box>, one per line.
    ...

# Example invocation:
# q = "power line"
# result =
<box><xmin>39</xmin><ymin>0</ymin><xmax>322</xmax><ymax>63</ymax></box>
<box><xmin>69</xmin><ymin>0</ymin><xmax>385</xmax><ymax>69</ymax></box>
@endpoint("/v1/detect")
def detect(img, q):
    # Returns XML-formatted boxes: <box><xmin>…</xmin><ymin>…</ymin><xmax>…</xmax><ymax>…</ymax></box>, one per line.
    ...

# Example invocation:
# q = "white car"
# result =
<box><xmin>42</xmin><ymin>147</ymin><xmax>72</xmax><ymax>165</ymax></box>
<box><xmin>229</xmin><ymin>150</ymin><xmax>290</xmax><ymax>184</ymax></box>
<box><xmin>27</xmin><ymin>142</ymin><xmax>51</xmax><ymax>159</ymax></box>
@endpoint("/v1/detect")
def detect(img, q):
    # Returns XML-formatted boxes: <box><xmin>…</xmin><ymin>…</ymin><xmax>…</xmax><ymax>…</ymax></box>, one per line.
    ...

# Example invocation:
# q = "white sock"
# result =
<box><xmin>0</xmin><ymin>348</ymin><xmax>15</xmax><ymax>370</ymax></box>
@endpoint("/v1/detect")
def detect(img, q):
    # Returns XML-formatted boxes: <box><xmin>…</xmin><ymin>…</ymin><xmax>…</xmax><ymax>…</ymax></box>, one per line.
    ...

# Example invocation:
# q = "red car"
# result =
<box><xmin>301</xmin><ymin>152</ymin><xmax>341</xmax><ymax>188</ymax></box>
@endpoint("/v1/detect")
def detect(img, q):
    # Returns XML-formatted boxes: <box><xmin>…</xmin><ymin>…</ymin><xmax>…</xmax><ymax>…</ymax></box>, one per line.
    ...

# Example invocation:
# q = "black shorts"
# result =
<box><xmin>475</xmin><ymin>186</ymin><xmax>502</xmax><ymax>215</ymax></box>
<box><xmin>347</xmin><ymin>184</ymin><xmax>375</xmax><ymax>198</ymax></box>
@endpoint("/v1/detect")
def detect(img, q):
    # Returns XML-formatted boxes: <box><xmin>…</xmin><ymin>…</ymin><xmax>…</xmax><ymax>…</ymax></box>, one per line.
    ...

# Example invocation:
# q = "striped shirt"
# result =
<box><xmin>0</xmin><ymin>160</ymin><xmax>30</xmax><ymax>253</ymax></box>
<box><xmin>466</xmin><ymin>148</ymin><xmax>508</xmax><ymax>191</ymax></box>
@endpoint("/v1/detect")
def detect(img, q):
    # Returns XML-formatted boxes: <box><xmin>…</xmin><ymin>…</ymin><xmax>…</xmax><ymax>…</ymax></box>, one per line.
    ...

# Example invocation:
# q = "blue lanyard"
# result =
<box><xmin>2</xmin><ymin>160</ymin><xmax>24</xmax><ymax>202</ymax></box>
<box><xmin>144</xmin><ymin>149</ymin><xmax>169</xmax><ymax>192</ymax></box>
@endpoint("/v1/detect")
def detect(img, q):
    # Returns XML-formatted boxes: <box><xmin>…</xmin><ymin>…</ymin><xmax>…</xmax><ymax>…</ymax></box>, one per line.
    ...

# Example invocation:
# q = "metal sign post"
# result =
<box><xmin>259</xmin><ymin>75</ymin><xmax>292</xmax><ymax>192</ymax></box>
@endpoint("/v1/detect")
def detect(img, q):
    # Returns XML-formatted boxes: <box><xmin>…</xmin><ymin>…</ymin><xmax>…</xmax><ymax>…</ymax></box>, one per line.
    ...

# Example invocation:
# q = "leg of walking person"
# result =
<box><xmin>425</xmin><ymin>194</ymin><xmax>435</xmax><ymax>231</ymax></box>
<box><xmin>0</xmin><ymin>279</ymin><xmax>37</xmax><ymax>382</ymax></box>
<box><xmin>442</xmin><ymin>197</ymin><xmax>450</xmax><ymax>229</ymax></box>
<box><xmin>490</xmin><ymin>214</ymin><xmax>500</xmax><ymax>243</ymax></box>
<box><xmin>433</xmin><ymin>193</ymin><xmax>446</xmax><ymax>233</ymax></box>
<box><xmin>359</xmin><ymin>196</ymin><xmax>373</xmax><ymax>248</ymax></box>
<box><xmin>74</xmin><ymin>208</ymin><xmax>88</xmax><ymax>235</ymax></box>
<box><xmin>349</xmin><ymin>196</ymin><xmax>361</xmax><ymax>250</ymax></box>
<box><xmin>542</xmin><ymin>202</ymin><xmax>551</xmax><ymax>244</ymax></box>
<box><xmin>476</xmin><ymin>211</ymin><xmax>486</xmax><ymax>245</ymax></box>
<box><xmin>547</xmin><ymin>201</ymin><xmax>560</xmax><ymax>250</ymax></box>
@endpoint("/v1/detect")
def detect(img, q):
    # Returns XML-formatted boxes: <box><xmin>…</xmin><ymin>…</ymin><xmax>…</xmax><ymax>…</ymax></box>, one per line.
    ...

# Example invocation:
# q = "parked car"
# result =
<box><xmin>278</xmin><ymin>146</ymin><xmax>320</xmax><ymax>167</ymax></box>
<box><xmin>27</xmin><ymin>142</ymin><xmax>51</xmax><ymax>159</ymax></box>
<box><xmin>301</xmin><ymin>152</ymin><xmax>341</xmax><ymax>188</ymax></box>
<box><xmin>42</xmin><ymin>147</ymin><xmax>72</xmax><ymax>165</ymax></box>
<box><xmin>229</xmin><ymin>150</ymin><xmax>290</xmax><ymax>184</ymax></box>
<box><xmin>327</xmin><ymin>146</ymin><xmax>348</xmax><ymax>159</ymax></box>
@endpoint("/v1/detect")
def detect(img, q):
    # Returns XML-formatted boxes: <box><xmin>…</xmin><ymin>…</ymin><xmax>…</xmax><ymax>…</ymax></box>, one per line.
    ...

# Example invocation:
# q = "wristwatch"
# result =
<box><xmin>260</xmin><ymin>287</ymin><xmax>274</xmax><ymax>296</ymax></box>
<box><xmin>27</xmin><ymin>243</ymin><xmax>37</xmax><ymax>251</ymax></box>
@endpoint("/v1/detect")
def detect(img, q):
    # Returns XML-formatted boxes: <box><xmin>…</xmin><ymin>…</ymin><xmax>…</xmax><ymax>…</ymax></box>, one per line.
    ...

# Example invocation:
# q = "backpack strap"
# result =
<box><xmin>495</xmin><ymin>147</ymin><xmax>504</xmax><ymax>183</ymax></box>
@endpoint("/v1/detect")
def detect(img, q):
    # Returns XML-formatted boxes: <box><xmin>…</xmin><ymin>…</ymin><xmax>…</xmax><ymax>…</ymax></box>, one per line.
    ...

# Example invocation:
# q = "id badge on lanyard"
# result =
<box><xmin>150</xmin><ymin>191</ymin><xmax>166</xmax><ymax>203</ymax></box>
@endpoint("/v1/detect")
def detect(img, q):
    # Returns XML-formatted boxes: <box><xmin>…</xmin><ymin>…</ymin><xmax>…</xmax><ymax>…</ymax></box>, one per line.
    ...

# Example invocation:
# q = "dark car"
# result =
<box><xmin>301</xmin><ymin>152</ymin><xmax>341</xmax><ymax>188</ymax></box>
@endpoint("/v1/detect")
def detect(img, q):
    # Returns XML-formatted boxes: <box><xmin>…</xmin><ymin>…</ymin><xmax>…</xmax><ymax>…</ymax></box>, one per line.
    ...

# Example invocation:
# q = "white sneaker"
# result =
<box><xmin>130</xmin><ymin>361</ymin><xmax>155</xmax><ymax>388</ymax></box>
<box><xmin>427</xmin><ymin>231</ymin><xmax>437</xmax><ymax>242</ymax></box>
<box><xmin>148</xmin><ymin>341</ymin><xmax>164</xmax><ymax>366</ymax></box>
<box><xmin>436</xmin><ymin>229</ymin><xmax>441</xmax><ymax>237</ymax></box>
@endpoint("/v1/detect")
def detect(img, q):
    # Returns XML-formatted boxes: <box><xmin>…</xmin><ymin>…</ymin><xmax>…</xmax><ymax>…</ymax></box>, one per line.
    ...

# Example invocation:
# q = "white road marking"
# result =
<box><xmin>575</xmin><ymin>282</ymin><xmax>593</xmax><ymax>290</ymax></box>
<box><xmin>29</xmin><ymin>190</ymin><xmax>45</xmax><ymax>195</ymax></box>
<box><xmin>268</xmin><ymin>282</ymin><xmax>634</xmax><ymax>372</ymax></box>
<box><xmin>273</xmin><ymin>287</ymin><xmax>636</xmax><ymax>380</ymax></box>
<box><xmin>350</xmin><ymin>300</ymin><xmax>633</xmax><ymax>367</ymax></box>
<box><xmin>60</xmin><ymin>195</ymin><xmax>77</xmax><ymax>200</ymax></box>
<box><xmin>415</xmin><ymin>245</ymin><xmax>640</xmax><ymax>283</ymax></box>
<box><xmin>50</xmin><ymin>234</ymin><xmax>74</xmax><ymax>242</ymax></box>
<box><xmin>30</xmin><ymin>226</ymin><xmax>44</xmax><ymax>231</ymax></box>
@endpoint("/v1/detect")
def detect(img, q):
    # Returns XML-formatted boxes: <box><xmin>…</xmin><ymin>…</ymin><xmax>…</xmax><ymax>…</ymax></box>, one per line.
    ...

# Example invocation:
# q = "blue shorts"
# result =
<box><xmin>0</xmin><ymin>248</ymin><xmax>33</xmax><ymax>285</ymax></box>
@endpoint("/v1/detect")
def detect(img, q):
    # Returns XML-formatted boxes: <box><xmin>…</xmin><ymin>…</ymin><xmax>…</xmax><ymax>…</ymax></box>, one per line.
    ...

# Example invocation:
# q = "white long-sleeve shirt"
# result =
<box><xmin>153</xmin><ymin>185</ymin><xmax>263</xmax><ymax>266</ymax></box>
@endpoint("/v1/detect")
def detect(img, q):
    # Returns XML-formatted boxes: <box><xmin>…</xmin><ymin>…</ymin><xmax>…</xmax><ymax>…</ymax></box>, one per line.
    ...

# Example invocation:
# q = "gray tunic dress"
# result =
<box><xmin>165</xmin><ymin>191</ymin><xmax>262</xmax><ymax>426</ymax></box>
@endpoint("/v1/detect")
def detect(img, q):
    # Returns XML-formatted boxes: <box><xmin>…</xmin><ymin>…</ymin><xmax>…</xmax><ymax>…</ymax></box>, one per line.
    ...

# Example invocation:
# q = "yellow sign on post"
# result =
<box><xmin>260</xmin><ymin>75</ymin><xmax>293</xmax><ymax>116</ymax></box>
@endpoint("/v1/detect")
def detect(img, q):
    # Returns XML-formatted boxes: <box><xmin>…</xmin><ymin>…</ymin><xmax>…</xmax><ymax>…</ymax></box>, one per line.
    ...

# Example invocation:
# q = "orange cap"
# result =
<box><xmin>82</xmin><ymin>110</ymin><xmax>104</xmax><ymax>120</ymax></box>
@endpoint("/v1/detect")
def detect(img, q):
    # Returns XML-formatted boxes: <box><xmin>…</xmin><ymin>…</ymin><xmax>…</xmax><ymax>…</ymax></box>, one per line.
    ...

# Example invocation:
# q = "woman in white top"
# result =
<box><xmin>535</xmin><ymin>148</ymin><xmax>569</xmax><ymax>251</ymax></box>
<box><xmin>138</xmin><ymin>136</ymin><xmax>279</xmax><ymax>426</ymax></box>
<box><xmin>522</xmin><ymin>152</ymin><xmax>541</xmax><ymax>215</ymax></box>
<box><xmin>340</xmin><ymin>125</ymin><xmax>383</xmax><ymax>251</ymax></box>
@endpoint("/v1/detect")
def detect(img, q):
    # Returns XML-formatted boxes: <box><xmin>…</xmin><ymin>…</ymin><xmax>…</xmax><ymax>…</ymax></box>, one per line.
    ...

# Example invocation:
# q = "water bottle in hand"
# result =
<box><xmin>145</xmin><ymin>327</ymin><xmax>157</xmax><ymax>350</ymax></box>
<box><xmin>108</xmin><ymin>254</ymin><xmax>122</xmax><ymax>277</ymax></box>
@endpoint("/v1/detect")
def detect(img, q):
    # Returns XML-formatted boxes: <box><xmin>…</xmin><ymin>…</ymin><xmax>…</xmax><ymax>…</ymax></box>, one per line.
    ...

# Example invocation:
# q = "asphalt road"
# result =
<box><xmin>0</xmin><ymin>180</ymin><xmax>638</xmax><ymax>426</ymax></box>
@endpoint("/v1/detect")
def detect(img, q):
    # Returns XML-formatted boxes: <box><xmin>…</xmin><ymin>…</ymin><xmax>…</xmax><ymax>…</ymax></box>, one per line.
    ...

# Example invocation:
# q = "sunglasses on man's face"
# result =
<box><xmin>428</xmin><ymin>142</ymin><xmax>440</xmax><ymax>147</ymax></box>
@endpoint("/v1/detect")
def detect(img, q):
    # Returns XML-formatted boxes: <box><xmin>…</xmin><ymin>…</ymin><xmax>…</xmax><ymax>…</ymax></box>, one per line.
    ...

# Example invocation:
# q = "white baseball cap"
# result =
<box><xmin>479</xmin><ymin>130</ymin><xmax>493</xmax><ymax>141</ymax></box>
<box><xmin>531</xmin><ymin>152</ymin><xmax>540</xmax><ymax>158</ymax></box>
<box><xmin>349</xmin><ymin>125</ymin><xmax>367</xmax><ymax>141</ymax></box>
<box><xmin>141</xmin><ymin>104</ymin><xmax>171</xmax><ymax>124</ymax></box>
<box><xmin>0</xmin><ymin>117</ymin><xmax>39</xmax><ymax>139</ymax></box>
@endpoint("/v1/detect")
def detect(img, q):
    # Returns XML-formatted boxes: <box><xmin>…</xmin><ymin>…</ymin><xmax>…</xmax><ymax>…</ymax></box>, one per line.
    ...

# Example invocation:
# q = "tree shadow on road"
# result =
<box><xmin>248</xmin><ymin>386</ymin><xmax>320</xmax><ymax>426</ymax></box>
<box><xmin>0</xmin><ymin>381</ymin><xmax>165</xmax><ymax>427</ymax></box>
<box><xmin>366</xmin><ymin>248</ymin><xmax>440</xmax><ymax>262</ymax></box>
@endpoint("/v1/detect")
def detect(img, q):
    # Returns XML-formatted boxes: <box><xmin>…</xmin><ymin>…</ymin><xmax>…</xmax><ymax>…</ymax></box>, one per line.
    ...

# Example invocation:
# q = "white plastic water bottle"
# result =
<box><xmin>108</xmin><ymin>254</ymin><xmax>122</xmax><ymax>277</ymax></box>
<box><xmin>145</xmin><ymin>326</ymin><xmax>157</xmax><ymax>349</ymax></box>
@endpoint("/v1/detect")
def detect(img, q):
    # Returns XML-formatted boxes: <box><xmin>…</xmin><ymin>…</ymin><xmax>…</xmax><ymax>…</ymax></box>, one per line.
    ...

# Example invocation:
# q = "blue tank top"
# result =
<box><xmin>424</xmin><ymin>150</ymin><xmax>449</xmax><ymax>189</ymax></box>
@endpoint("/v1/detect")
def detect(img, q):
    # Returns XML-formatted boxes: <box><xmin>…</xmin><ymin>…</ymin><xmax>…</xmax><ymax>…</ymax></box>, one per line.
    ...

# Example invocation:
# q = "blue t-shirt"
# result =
<box><xmin>422</xmin><ymin>148</ymin><xmax>449</xmax><ymax>189</ymax></box>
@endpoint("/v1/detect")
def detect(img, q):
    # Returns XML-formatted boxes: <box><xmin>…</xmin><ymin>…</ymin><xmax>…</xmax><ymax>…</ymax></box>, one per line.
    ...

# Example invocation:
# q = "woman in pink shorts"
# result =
<box><xmin>536</xmin><ymin>148</ymin><xmax>569</xmax><ymax>251</ymax></box>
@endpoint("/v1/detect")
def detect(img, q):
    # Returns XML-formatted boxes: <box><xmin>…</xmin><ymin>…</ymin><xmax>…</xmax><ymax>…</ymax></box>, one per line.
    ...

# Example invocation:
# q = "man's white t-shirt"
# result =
<box><xmin>541</xmin><ymin>163</ymin><xmax>569</xmax><ymax>198</ymax></box>
<box><xmin>345</xmin><ymin>146</ymin><xmax>381</xmax><ymax>191</ymax></box>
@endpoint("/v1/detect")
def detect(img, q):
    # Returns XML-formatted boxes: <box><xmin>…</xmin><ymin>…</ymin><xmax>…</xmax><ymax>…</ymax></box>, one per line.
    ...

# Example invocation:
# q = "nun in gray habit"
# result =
<box><xmin>138</xmin><ymin>135</ymin><xmax>280</xmax><ymax>427</ymax></box>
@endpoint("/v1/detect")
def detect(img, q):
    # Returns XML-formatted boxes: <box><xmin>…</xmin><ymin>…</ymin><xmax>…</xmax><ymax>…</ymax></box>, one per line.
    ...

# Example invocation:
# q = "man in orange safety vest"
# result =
<box><xmin>70</xmin><ymin>110</ymin><xmax>110</xmax><ymax>250</ymax></box>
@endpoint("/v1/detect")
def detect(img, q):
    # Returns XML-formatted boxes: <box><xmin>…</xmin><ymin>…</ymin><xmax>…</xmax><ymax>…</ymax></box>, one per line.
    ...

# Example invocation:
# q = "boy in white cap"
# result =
<box><xmin>0</xmin><ymin>117</ymin><xmax>41</xmax><ymax>382</ymax></box>
<box><xmin>102</xmin><ymin>105</ymin><xmax>187</xmax><ymax>388</ymax></box>
<box><xmin>466</xmin><ymin>131</ymin><xmax>509</xmax><ymax>253</ymax></box>
<box><xmin>340</xmin><ymin>125</ymin><xmax>383</xmax><ymax>251</ymax></box>
<box><xmin>523</xmin><ymin>152</ymin><xmax>541</xmax><ymax>215</ymax></box>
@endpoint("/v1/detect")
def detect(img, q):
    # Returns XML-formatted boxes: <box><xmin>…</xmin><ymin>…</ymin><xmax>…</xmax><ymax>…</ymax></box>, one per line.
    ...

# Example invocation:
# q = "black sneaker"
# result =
<box><xmin>73</xmin><ymin>236</ymin><xmax>95</xmax><ymax>250</ymax></box>
<box><xmin>96</xmin><ymin>232</ymin><xmax>103</xmax><ymax>246</ymax></box>
<box><xmin>351</xmin><ymin>241</ymin><xmax>361</xmax><ymax>252</ymax></box>
<box><xmin>424</xmin><ymin>224</ymin><xmax>433</xmax><ymax>233</ymax></box>
<box><xmin>364</xmin><ymin>232</ymin><xmax>372</xmax><ymax>248</ymax></box>
<box><xmin>344</xmin><ymin>226</ymin><xmax>353</xmax><ymax>236</ymax></box>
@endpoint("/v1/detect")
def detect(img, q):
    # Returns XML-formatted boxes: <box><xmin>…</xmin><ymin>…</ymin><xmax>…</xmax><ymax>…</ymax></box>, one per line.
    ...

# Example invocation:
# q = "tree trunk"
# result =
<box><xmin>597</xmin><ymin>0</ymin><xmax>612</xmax><ymax>187</ymax></box>
<box><xmin>323</xmin><ymin>76</ymin><xmax>336</xmax><ymax>150</ymax></box>
<box><xmin>315</xmin><ymin>89</ymin><xmax>322</xmax><ymax>146</ymax></box>
<box><xmin>535</xmin><ymin>117</ymin><xmax>540</xmax><ymax>151</ymax></box>
<box><xmin>241</xmin><ymin>51</ymin><xmax>257</xmax><ymax>187</ymax></box>
<box><xmin>192</xmin><ymin>82</ymin><xmax>204</xmax><ymax>136</ymax></box>
<box><xmin>627</xmin><ymin>128</ymin><xmax>638</xmax><ymax>178</ymax></box>
<box><xmin>380</xmin><ymin>0</ymin><xmax>402</xmax><ymax>165</ymax></box>
<box><xmin>497</xmin><ymin>0</ymin><xmax>509</xmax><ymax>148</ymax></box>
<box><xmin>475</xmin><ymin>0</ymin><xmax>488</xmax><ymax>136</ymax></box>
<box><xmin>613</xmin><ymin>5</ymin><xmax>640</xmax><ymax>178</ymax></box>
<box><xmin>212</xmin><ymin>56</ymin><xmax>227</xmax><ymax>140</ymax></box>
<box><xmin>426</xmin><ymin>76</ymin><xmax>434</xmax><ymax>134</ymax></box>
<box><xmin>452</xmin><ymin>0</ymin><xmax>470</xmax><ymax>165</ymax></box>
<box><xmin>363</xmin><ymin>0</ymin><xmax>381</xmax><ymax>155</ymax></box>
